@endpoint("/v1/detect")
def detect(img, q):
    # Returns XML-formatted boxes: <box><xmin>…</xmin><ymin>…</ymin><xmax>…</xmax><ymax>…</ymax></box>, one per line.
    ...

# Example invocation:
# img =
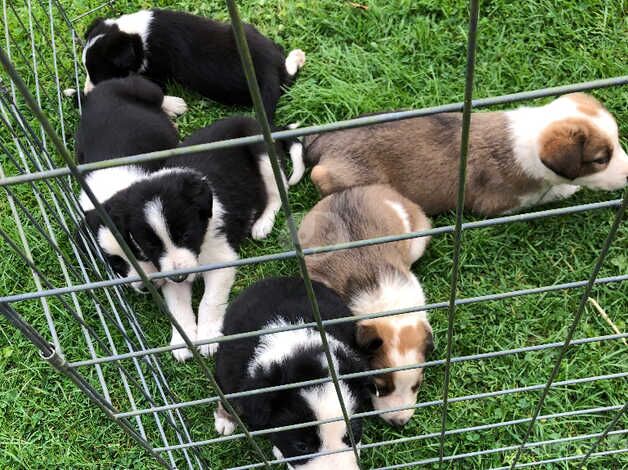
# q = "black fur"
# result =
<box><xmin>84</xmin><ymin>9</ymin><xmax>300</xmax><ymax>120</ymax></box>
<box><xmin>215</xmin><ymin>277</ymin><xmax>371</xmax><ymax>466</ymax></box>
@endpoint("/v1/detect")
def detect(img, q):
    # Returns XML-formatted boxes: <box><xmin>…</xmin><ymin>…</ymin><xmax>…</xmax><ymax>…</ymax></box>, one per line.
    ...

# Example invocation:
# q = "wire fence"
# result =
<box><xmin>0</xmin><ymin>0</ymin><xmax>626</xmax><ymax>469</ymax></box>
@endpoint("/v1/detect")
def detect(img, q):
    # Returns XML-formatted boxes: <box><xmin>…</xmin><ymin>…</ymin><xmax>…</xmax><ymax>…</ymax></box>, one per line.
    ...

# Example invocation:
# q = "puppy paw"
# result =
<box><xmin>251</xmin><ymin>212</ymin><xmax>276</xmax><ymax>240</ymax></box>
<box><xmin>214</xmin><ymin>410</ymin><xmax>236</xmax><ymax>435</ymax></box>
<box><xmin>285</xmin><ymin>49</ymin><xmax>306</xmax><ymax>76</ymax></box>
<box><xmin>170</xmin><ymin>326</ymin><xmax>197</xmax><ymax>362</ymax></box>
<box><xmin>63</xmin><ymin>88</ymin><xmax>77</xmax><ymax>97</ymax></box>
<box><xmin>162</xmin><ymin>95</ymin><xmax>188</xmax><ymax>118</ymax></box>
<box><xmin>197</xmin><ymin>324</ymin><xmax>222</xmax><ymax>358</ymax></box>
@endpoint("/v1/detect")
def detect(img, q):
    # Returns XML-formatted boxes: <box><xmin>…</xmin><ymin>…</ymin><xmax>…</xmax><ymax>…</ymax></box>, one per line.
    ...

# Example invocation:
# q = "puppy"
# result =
<box><xmin>298</xmin><ymin>185</ymin><xmax>434</xmax><ymax>427</ymax></box>
<box><xmin>215</xmin><ymin>277</ymin><xmax>370</xmax><ymax>470</ymax></box>
<box><xmin>82</xmin><ymin>9</ymin><xmax>306</xmax><ymax>119</ymax></box>
<box><xmin>302</xmin><ymin>93</ymin><xmax>628</xmax><ymax>215</ymax></box>
<box><xmin>76</xmin><ymin>76</ymin><xmax>184</xmax><ymax>290</ymax></box>
<box><xmin>84</xmin><ymin>116</ymin><xmax>304</xmax><ymax>361</ymax></box>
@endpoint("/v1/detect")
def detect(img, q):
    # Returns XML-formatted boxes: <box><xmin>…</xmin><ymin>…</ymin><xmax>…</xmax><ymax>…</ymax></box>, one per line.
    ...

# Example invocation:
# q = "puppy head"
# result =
<box><xmin>83</xmin><ymin>20</ymin><xmax>144</xmax><ymax>87</ymax></box>
<box><xmin>356</xmin><ymin>314</ymin><xmax>434</xmax><ymax>427</ymax></box>
<box><xmin>85</xmin><ymin>169</ymin><xmax>212</xmax><ymax>287</ymax></box>
<box><xmin>538</xmin><ymin>94</ymin><xmax>628</xmax><ymax>190</ymax></box>
<box><xmin>238</xmin><ymin>332</ymin><xmax>367</xmax><ymax>469</ymax></box>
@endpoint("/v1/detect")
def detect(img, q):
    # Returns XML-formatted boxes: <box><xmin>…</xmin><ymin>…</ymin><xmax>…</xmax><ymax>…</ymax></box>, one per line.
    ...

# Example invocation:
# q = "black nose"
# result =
<box><xmin>169</xmin><ymin>273</ymin><xmax>188</xmax><ymax>283</ymax></box>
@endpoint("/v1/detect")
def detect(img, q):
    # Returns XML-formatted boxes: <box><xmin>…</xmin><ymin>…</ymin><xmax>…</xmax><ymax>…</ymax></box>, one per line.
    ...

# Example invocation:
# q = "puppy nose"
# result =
<box><xmin>169</xmin><ymin>273</ymin><xmax>189</xmax><ymax>283</ymax></box>
<box><xmin>389</xmin><ymin>416</ymin><xmax>411</xmax><ymax>428</ymax></box>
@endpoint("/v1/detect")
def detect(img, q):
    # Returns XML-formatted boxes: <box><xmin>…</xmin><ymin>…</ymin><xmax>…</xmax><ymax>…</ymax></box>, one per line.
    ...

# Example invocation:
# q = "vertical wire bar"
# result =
<box><xmin>0</xmin><ymin>303</ymin><xmax>173</xmax><ymax>470</ymax></box>
<box><xmin>224</xmin><ymin>0</ymin><xmax>362</xmax><ymax>466</ymax></box>
<box><xmin>575</xmin><ymin>403</ymin><xmax>628</xmax><ymax>469</ymax></box>
<box><xmin>0</xmin><ymin>45</ymin><xmax>268</xmax><ymax>469</ymax></box>
<box><xmin>509</xmin><ymin>188</ymin><xmax>628</xmax><ymax>469</ymax></box>
<box><xmin>438</xmin><ymin>0</ymin><xmax>480</xmax><ymax>464</ymax></box>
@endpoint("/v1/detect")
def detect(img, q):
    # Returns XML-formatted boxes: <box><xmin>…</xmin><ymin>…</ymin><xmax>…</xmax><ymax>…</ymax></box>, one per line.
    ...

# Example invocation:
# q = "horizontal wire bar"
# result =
<box><xmin>374</xmin><ymin>430</ymin><xmax>628</xmax><ymax>470</ymax></box>
<box><xmin>70</xmin><ymin>0</ymin><xmax>115</xmax><ymax>23</ymax></box>
<box><xmin>0</xmin><ymin>195</ymin><xmax>622</xmax><ymax>304</ymax></box>
<box><xmin>111</xmin><ymin>334</ymin><xmax>628</xmax><ymax>418</ymax></box>
<box><xmin>0</xmin><ymin>76</ymin><xmax>625</xmax><ymax>188</ymax></box>
<box><xmin>150</xmin><ymin>373</ymin><xmax>626</xmax><ymax>452</ymax></box>
<box><xmin>490</xmin><ymin>447</ymin><xmax>628</xmax><ymax>470</ymax></box>
<box><xmin>67</xmin><ymin>274</ymin><xmax>628</xmax><ymax>368</ymax></box>
<box><xmin>229</xmin><ymin>407</ymin><xmax>628</xmax><ymax>470</ymax></box>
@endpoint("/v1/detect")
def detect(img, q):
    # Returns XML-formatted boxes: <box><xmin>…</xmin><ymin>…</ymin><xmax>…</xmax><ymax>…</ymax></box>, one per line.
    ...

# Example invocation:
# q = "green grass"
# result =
<box><xmin>1</xmin><ymin>0</ymin><xmax>627</xmax><ymax>469</ymax></box>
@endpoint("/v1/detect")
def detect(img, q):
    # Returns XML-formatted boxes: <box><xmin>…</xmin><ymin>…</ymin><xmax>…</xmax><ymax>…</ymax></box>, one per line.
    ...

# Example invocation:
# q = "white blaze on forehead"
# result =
<box><xmin>144</xmin><ymin>198</ymin><xmax>173</xmax><ymax>250</ymax></box>
<box><xmin>384</xmin><ymin>199</ymin><xmax>411</xmax><ymax>233</ymax></box>
<box><xmin>247</xmin><ymin>319</ymin><xmax>349</xmax><ymax>376</ymax></box>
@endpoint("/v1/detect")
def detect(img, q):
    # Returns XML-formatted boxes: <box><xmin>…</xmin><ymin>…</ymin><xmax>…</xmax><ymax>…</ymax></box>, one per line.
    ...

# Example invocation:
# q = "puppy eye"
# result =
<box><xmin>411</xmin><ymin>382</ymin><xmax>422</xmax><ymax>393</ymax></box>
<box><xmin>591</xmin><ymin>155</ymin><xmax>610</xmax><ymax>165</ymax></box>
<box><xmin>293</xmin><ymin>441</ymin><xmax>313</xmax><ymax>454</ymax></box>
<box><xmin>372</xmin><ymin>382</ymin><xmax>392</xmax><ymax>398</ymax></box>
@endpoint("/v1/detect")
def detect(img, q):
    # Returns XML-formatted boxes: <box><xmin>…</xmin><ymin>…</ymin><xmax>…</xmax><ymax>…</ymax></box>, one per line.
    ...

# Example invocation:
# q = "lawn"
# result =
<box><xmin>0</xmin><ymin>0</ymin><xmax>626</xmax><ymax>469</ymax></box>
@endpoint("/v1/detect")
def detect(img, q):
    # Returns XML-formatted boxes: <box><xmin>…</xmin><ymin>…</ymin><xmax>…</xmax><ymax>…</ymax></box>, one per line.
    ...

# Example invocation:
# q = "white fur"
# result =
<box><xmin>162</xmin><ymin>281</ymin><xmax>197</xmax><ymax>362</ymax></box>
<box><xmin>82</xmin><ymin>33</ymin><xmax>105</xmax><ymax>94</ymax></box>
<box><xmin>63</xmin><ymin>88</ymin><xmax>77</xmax><ymax>97</ymax></box>
<box><xmin>247</xmin><ymin>319</ymin><xmax>348</xmax><ymax>376</ymax></box>
<box><xmin>251</xmin><ymin>154</ymin><xmax>286</xmax><ymax>240</ymax></box>
<box><xmin>196</xmin><ymin>200</ymin><xmax>239</xmax><ymax>357</ymax></box>
<box><xmin>144</xmin><ymin>198</ymin><xmax>199</xmax><ymax>281</ymax></box>
<box><xmin>349</xmin><ymin>272</ymin><xmax>430</xmax><ymax>425</ymax></box>
<box><xmin>384</xmin><ymin>199</ymin><xmax>411</xmax><ymax>233</ymax></box>
<box><xmin>293</xmin><ymin>384</ymin><xmax>359</xmax><ymax>470</ymax></box>
<box><xmin>161</xmin><ymin>95</ymin><xmax>188</xmax><ymax>118</ymax></box>
<box><xmin>506</xmin><ymin>96</ymin><xmax>628</xmax><ymax>201</ymax></box>
<box><xmin>285</xmin><ymin>49</ymin><xmax>306</xmax><ymax>76</ymax></box>
<box><xmin>288</xmin><ymin>142</ymin><xmax>305</xmax><ymax>185</ymax></box>
<box><xmin>214</xmin><ymin>406</ymin><xmax>237</xmax><ymax>436</ymax></box>
<box><xmin>80</xmin><ymin>166</ymin><xmax>150</xmax><ymax>211</ymax></box>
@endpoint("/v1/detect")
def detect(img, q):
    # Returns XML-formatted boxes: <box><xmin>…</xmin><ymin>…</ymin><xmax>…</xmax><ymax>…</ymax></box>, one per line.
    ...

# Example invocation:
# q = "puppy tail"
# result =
<box><xmin>286</xmin><ymin>123</ymin><xmax>305</xmax><ymax>186</ymax></box>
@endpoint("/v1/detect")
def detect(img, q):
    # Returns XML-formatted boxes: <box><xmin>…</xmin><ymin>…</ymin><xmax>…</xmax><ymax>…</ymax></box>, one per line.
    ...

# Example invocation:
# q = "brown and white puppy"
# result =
<box><xmin>303</xmin><ymin>93</ymin><xmax>628</xmax><ymax>216</ymax></box>
<box><xmin>298</xmin><ymin>185</ymin><xmax>434</xmax><ymax>427</ymax></box>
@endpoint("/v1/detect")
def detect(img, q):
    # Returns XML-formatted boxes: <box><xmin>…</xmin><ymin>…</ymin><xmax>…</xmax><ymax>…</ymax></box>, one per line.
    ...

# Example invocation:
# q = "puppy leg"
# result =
<box><xmin>251</xmin><ymin>154</ymin><xmax>286</xmax><ymax>240</ymax></box>
<box><xmin>405</xmin><ymin>201</ymin><xmax>432</xmax><ymax>264</ymax></box>
<box><xmin>197</xmin><ymin>266</ymin><xmax>237</xmax><ymax>357</ymax></box>
<box><xmin>284</xmin><ymin>49</ymin><xmax>306</xmax><ymax>77</ymax></box>
<box><xmin>162</xmin><ymin>281</ymin><xmax>197</xmax><ymax>362</ymax></box>
<box><xmin>214</xmin><ymin>402</ymin><xmax>237</xmax><ymax>435</ymax></box>
<box><xmin>260</xmin><ymin>75</ymin><xmax>282</xmax><ymax>121</ymax></box>
<box><xmin>538</xmin><ymin>184</ymin><xmax>581</xmax><ymax>204</ymax></box>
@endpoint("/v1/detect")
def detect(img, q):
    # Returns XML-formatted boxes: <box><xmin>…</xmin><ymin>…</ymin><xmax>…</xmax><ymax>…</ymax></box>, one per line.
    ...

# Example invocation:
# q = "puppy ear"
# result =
<box><xmin>84</xmin><ymin>18</ymin><xmax>104</xmax><ymax>40</ymax></box>
<box><xmin>183</xmin><ymin>175</ymin><xmax>212</xmax><ymax>218</ymax></box>
<box><xmin>423</xmin><ymin>330</ymin><xmax>435</xmax><ymax>358</ymax></box>
<box><xmin>236</xmin><ymin>364</ymin><xmax>282</xmax><ymax>430</ymax></box>
<box><xmin>539</xmin><ymin>120</ymin><xmax>587</xmax><ymax>180</ymax></box>
<box><xmin>356</xmin><ymin>322</ymin><xmax>383</xmax><ymax>353</ymax></box>
<box><xmin>106</xmin><ymin>34</ymin><xmax>144</xmax><ymax>72</ymax></box>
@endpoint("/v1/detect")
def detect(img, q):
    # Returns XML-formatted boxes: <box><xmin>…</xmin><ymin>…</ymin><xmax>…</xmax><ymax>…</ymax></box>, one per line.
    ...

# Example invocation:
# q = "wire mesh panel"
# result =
<box><xmin>1</xmin><ymin>0</ymin><xmax>626</xmax><ymax>469</ymax></box>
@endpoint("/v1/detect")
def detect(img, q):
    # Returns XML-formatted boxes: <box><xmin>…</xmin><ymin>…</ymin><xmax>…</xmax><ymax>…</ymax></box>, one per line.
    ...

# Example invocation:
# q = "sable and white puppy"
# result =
<box><xmin>298</xmin><ymin>185</ymin><xmax>434</xmax><ymax>427</ymax></box>
<box><xmin>76</xmin><ymin>76</ymin><xmax>185</xmax><ymax>289</ymax></box>
<box><xmin>302</xmin><ymin>93</ymin><xmax>628</xmax><ymax>215</ymax></box>
<box><xmin>215</xmin><ymin>277</ymin><xmax>370</xmax><ymax>470</ymax></box>
<box><xmin>82</xmin><ymin>9</ymin><xmax>306</xmax><ymax>119</ymax></box>
<box><xmin>83</xmin><ymin>116</ymin><xmax>304</xmax><ymax>361</ymax></box>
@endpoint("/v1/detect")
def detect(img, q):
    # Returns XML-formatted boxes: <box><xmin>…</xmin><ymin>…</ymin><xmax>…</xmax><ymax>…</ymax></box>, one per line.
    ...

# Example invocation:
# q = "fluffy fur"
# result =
<box><xmin>301</xmin><ymin>93</ymin><xmax>628</xmax><ymax>215</ymax></box>
<box><xmin>81</xmin><ymin>116</ymin><xmax>304</xmax><ymax>361</ymax></box>
<box><xmin>82</xmin><ymin>9</ymin><xmax>306</xmax><ymax>119</ymax></box>
<box><xmin>298</xmin><ymin>185</ymin><xmax>434</xmax><ymax>427</ymax></box>
<box><xmin>215</xmin><ymin>277</ymin><xmax>370</xmax><ymax>470</ymax></box>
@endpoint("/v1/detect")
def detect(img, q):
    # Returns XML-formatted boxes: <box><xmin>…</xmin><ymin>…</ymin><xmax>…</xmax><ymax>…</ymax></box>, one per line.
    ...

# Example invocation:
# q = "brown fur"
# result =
<box><xmin>305</xmin><ymin>112</ymin><xmax>541</xmax><ymax>215</ymax></box>
<box><xmin>566</xmin><ymin>92</ymin><xmax>603</xmax><ymax>116</ymax></box>
<box><xmin>539</xmin><ymin>118</ymin><xmax>613</xmax><ymax>180</ymax></box>
<box><xmin>299</xmin><ymin>185</ymin><xmax>433</xmax><ymax>400</ymax></box>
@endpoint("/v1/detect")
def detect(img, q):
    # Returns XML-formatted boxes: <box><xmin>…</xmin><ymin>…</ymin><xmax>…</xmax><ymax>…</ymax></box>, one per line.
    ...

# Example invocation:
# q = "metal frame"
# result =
<box><xmin>1</xmin><ymin>0</ymin><xmax>626</xmax><ymax>469</ymax></box>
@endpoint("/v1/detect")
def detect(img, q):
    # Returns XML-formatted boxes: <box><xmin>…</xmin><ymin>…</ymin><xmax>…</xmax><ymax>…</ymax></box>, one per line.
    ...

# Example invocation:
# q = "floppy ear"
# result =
<box><xmin>356</xmin><ymin>322</ymin><xmax>383</xmax><ymax>353</ymax></box>
<box><xmin>422</xmin><ymin>330</ymin><xmax>435</xmax><ymax>358</ymax></box>
<box><xmin>183</xmin><ymin>175</ymin><xmax>213</xmax><ymax>219</ymax></box>
<box><xmin>106</xmin><ymin>33</ymin><xmax>144</xmax><ymax>72</ymax></box>
<box><xmin>84</xmin><ymin>18</ymin><xmax>104</xmax><ymax>40</ymax></box>
<box><xmin>539</xmin><ymin>120</ymin><xmax>587</xmax><ymax>180</ymax></box>
<box><xmin>235</xmin><ymin>365</ymin><xmax>282</xmax><ymax>430</ymax></box>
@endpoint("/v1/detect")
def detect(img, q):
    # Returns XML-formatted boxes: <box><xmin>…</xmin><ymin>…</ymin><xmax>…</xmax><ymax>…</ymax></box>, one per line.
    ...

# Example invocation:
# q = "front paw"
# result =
<box><xmin>170</xmin><ymin>326</ymin><xmax>197</xmax><ymax>362</ymax></box>
<box><xmin>214</xmin><ymin>410</ymin><xmax>237</xmax><ymax>435</ymax></box>
<box><xmin>251</xmin><ymin>212</ymin><xmax>276</xmax><ymax>240</ymax></box>
<box><xmin>197</xmin><ymin>323</ymin><xmax>223</xmax><ymax>357</ymax></box>
<box><xmin>162</xmin><ymin>95</ymin><xmax>188</xmax><ymax>118</ymax></box>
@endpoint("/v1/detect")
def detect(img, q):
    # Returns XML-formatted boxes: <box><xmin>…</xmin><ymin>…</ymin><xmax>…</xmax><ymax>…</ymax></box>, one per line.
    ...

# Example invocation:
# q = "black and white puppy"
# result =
<box><xmin>215</xmin><ymin>277</ymin><xmax>370</xmax><ymax>470</ymax></box>
<box><xmin>76</xmin><ymin>76</ymin><xmax>185</xmax><ymax>289</ymax></box>
<box><xmin>85</xmin><ymin>116</ymin><xmax>304</xmax><ymax>361</ymax></box>
<box><xmin>82</xmin><ymin>9</ymin><xmax>306</xmax><ymax>120</ymax></box>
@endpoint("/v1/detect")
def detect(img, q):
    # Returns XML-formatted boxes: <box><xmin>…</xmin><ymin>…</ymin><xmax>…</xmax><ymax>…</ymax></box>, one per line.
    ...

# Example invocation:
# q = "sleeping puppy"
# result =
<box><xmin>298</xmin><ymin>185</ymin><xmax>434</xmax><ymax>427</ymax></box>
<box><xmin>215</xmin><ymin>277</ymin><xmax>370</xmax><ymax>470</ymax></box>
<box><xmin>82</xmin><ymin>9</ymin><xmax>306</xmax><ymax>120</ymax></box>
<box><xmin>84</xmin><ymin>116</ymin><xmax>304</xmax><ymax>361</ymax></box>
<box><xmin>76</xmin><ymin>76</ymin><xmax>184</xmax><ymax>290</ymax></box>
<box><xmin>302</xmin><ymin>93</ymin><xmax>628</xmax><ymax>215</ymax></box>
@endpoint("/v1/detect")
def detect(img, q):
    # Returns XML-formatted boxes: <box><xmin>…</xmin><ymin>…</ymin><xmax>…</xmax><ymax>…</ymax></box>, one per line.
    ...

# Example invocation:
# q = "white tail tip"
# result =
<box><xmin>288</xmin><ymin>142</ymin><xmax>305</xmax><ymax>186</ymax></box>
